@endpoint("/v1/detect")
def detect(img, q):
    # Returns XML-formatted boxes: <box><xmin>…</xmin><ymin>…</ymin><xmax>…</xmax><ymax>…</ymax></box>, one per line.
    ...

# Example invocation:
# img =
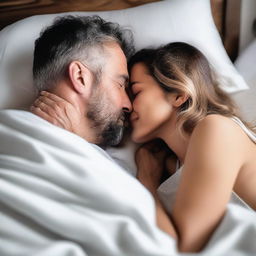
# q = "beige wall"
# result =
<box><xmin>239</xmin><ymin>0</ymin><xmax>256</xmax><ymax>53</ymax></box>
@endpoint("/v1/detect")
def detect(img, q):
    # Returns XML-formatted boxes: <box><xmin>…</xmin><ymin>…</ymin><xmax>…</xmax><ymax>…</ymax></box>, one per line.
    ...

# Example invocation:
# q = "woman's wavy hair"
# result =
<box><xmin>129</xmin><ymin>42</ymin><xmax>254</xmax><ymax>137</ymax></box>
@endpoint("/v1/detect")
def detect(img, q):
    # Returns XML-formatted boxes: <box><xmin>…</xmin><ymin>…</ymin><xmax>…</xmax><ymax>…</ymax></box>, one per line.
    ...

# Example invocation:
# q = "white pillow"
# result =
<box><xmin>232</xmin><ymin>39</ymin><xmax>256</xmax><ymax>122</ymax></box>
<box><xmin>0</xmin><ymin>0</ymin><xmax>248</xmax><ymax>110</ymax></box>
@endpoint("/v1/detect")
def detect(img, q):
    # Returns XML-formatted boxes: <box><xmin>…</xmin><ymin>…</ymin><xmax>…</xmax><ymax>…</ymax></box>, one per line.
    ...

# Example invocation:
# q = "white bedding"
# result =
<box><xmin>0</xmin><ymin>110</ymin><xmax>177</xmax><ymax>256</ymax></box>
<box><xmin>0</xmin><ymin>110</ymin><xmax>256</xmax><ymax>256</ymax></box>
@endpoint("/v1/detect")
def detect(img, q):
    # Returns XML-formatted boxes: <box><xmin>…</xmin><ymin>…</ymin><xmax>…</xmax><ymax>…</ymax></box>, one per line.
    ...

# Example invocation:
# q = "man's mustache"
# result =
<box><xmin>121</xmin><ymin>112</ymin><xmax>131</xmax><ymax>128</ymax></box>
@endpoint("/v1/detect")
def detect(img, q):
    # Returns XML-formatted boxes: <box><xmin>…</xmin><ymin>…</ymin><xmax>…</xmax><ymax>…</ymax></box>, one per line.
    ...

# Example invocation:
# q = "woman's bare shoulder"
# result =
<box><xmin>187</xmin><ymin>114</ymin><xmax>250</xmax><ymax>156</ymax></box>
<box><xmin>197</xmin><ymin>114</ymin><xmax>236</xmax><ymax>127</ymax></box>
<box><xmin>193</xmin><ymin>114</ymin><xmax>243</xmax><ymax>138</ymax></box>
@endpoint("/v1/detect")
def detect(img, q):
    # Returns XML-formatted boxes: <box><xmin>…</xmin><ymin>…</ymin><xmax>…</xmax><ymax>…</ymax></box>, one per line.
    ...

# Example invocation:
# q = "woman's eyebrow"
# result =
<box><xmin>130</xmin><ymin>81</ymin><xmax>139</xmax><ymax>89</ymax></box>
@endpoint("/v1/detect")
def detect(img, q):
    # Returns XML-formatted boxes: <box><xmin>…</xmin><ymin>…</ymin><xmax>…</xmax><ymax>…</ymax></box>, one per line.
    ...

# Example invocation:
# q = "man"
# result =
<box><xmin>0</xmin><ymin>15</ymin><xmax>175</xmax><ymax>256</ymax></box>
<box><xmin>32</xmin><ymin>15</ymin><xmax>133</xmax><ymax>146</ymax></box>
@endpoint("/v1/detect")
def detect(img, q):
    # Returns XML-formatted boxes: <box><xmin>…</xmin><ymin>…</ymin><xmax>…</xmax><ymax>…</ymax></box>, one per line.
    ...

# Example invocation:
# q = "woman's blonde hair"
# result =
<box><xmin>129</xmin><ymin>42</ymin><xmax>254</xmax><ymax>137</ymax></box>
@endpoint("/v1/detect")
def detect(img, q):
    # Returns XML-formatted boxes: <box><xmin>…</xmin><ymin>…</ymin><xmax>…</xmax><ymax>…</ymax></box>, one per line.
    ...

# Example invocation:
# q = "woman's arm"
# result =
<box><xmin>172</xmin><ymin>115</ymin><xmax>247</xmax><ymax>252</ymax></box>
<box><xmin>135</xmin><ymin>143</ymin><xmax>177</xmax><ymax>239</ymax></box>
<box><xmin>152</xmin><ymin>193</ymin><xmax>177</xmax><ymax>239</ymax></box>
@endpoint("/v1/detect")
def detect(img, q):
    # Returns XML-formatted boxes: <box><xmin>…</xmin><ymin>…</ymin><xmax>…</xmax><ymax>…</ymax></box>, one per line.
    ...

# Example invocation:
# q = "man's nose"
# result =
<box><xmin>122</xmin><ymin>91</ymin><xmax>132</xmax><ymax>113</ymax></box>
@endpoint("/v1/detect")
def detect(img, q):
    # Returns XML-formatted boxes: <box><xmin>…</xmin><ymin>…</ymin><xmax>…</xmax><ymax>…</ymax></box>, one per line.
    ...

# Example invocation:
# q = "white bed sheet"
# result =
<box><xmin>0</xmin><ymin>110</ymin><xmax>256</xmax><ymax>256</ymax></box>
<box><xmin>0</xmin><ymin>110</ymin><xmax>176</xmax><ymax>256</ymax></box>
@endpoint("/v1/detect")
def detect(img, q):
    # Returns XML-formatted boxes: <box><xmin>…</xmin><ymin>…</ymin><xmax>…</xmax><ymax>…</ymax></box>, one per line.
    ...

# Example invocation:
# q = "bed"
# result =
<box><xmin>0</xmin><ymin>1</ymin><xmax>256</xmax><ymax>256</ymax></box>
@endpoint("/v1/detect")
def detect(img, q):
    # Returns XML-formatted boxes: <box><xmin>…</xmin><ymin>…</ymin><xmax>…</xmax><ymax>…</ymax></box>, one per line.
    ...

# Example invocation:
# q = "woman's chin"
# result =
<box><xmin>130</xmin><ymin>132</ymin><xmax>139</xmax><ymax>143</ymax></box>
<box><xmin>131</xmin><ymin>132</ymin><xmax>147</xmax><ymax>144</ymax></box>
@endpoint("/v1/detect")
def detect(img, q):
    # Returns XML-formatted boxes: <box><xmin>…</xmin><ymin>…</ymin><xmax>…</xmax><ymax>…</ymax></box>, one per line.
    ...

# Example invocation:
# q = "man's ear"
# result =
<box><xmin>68</xmin><ymin>61</ymin><xmax>93</xmax><ymax>96</ymax></box>
<box><xmin>169</xmin><ymin>92</ymin><xmax>189</xmax><ymax>108</ymax></box>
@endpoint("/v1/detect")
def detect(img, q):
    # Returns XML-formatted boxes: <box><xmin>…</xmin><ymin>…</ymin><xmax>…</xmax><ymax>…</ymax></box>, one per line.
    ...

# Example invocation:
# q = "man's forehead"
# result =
<box><xmin>103</xmin><ymin>41</ymin><xmax>124</xmax><ymax>55</ymax></box>
<box><xmin>102</xmin><ymin>43</ymin><xmax>128</xmax><ymax>81</ymax></box>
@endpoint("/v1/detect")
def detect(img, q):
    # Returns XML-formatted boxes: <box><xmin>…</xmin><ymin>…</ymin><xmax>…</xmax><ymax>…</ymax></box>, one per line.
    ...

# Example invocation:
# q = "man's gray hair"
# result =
<box><xmin>33</xmin><ymin>15</ymin><xmax>135</xmax><ymax>91</ymax></box>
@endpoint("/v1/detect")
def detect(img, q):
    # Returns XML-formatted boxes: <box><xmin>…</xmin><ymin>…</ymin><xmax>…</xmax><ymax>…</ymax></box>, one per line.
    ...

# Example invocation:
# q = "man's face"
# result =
<box><xmin>87</xmin><ymin>43</ymin><xmax>132</xmax><ymax>147</ymax></box>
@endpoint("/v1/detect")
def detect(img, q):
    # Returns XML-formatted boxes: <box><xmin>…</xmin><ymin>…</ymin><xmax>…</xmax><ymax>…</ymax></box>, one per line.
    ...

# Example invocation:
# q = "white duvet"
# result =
<box><xmin>0</xmin><ymin>110</ymin><xmax>255</xmax><ymax>256</ymax></box>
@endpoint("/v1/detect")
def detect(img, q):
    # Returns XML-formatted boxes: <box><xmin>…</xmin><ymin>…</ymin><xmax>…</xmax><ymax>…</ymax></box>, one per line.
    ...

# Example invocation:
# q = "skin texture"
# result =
<box><xmin>32</xmin><ymin>60</ymin><xmax>256</xmax><ymax>253</ymax></box>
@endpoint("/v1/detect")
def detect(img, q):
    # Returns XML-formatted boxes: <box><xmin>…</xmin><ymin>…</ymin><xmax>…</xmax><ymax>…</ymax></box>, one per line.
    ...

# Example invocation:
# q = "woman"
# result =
<box><xmin>31</xmin><ymin>42</ymin><xmax>256</xmax><ymax>252</ymax></box>
<box><xmin>127</xmin><ymin>42</ymin><xmax>256</xmax><ymax>251</ymax></box>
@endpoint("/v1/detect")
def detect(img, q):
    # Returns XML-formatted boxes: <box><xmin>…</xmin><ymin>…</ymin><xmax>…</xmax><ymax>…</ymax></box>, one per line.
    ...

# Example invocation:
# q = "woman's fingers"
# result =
<box><xmin>40</xmin><ymin>91</ymin><xmax>63</xmax><ymax>103</ymax></box>
<box><xmin>31</xmin><ymin>91</ymin><xmax>81</xmax><ymax>133</ymax></box>
<box><xmin>31</xmin><ymin>99</ymin><xmax>66</xmax><ymax>128</ymax></box>
<box><xmin>41</xmin><ymin>91</ymin><xmax>78</xmax><ymax>117</ymax></box>
<box><xmin>165</xmin><ymin>156</ymin><xmax>177</xmax><ymax>175</ymax></box>
<box><xmin>33</xmin><ymin>97</ymin><xmax>60</xmax><ymax>117</ymax></box>
<box><xmin>36</xmin><ymin>95</ymin><xmax>56</xmax><ymax>107</ymax></box>
<box><xmin>34</xmin><ymin>94</ymin><xmax>67</xmax><ymax>119</ymax></box>
<box><xmin>30</xmin><ymin>105</ymin><xmax>65</xmax><ymax>128</ymax></box>
<box><xmin>40</xmin><ymin>91</ymin><xmax>74</xmax><ymax>111</ymax></box>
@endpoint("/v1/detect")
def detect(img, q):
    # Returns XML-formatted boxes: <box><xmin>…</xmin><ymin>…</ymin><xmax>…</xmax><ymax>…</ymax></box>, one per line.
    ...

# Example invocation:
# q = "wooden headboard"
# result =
<box><xmin>0</xmin><ymin>0</ymin><xmax>241</xmax><ymax>61</ymax></box>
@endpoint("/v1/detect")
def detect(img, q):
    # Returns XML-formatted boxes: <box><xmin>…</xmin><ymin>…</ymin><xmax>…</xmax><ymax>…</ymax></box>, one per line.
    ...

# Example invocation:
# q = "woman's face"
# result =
<box><xmin>129</xmin><ymin>63</ymin><xmax>174</xmax><ymax>143</ymax></box>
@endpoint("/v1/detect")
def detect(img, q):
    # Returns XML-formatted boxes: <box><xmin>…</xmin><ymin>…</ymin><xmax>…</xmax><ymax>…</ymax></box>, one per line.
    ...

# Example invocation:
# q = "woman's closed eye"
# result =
<box><xmin>128</xmin><ymin>90</ymin><xmax>140</xmax><ymax>102</ymax></box>
<box><xmin>132</xmin><ymin>87</ymin><xmax>141</xmax><ymax>97</ymax></box>
<box><xmin>133</xmin><ymin>90</ymin><xmax>140</xmax><ymax>97</ymax></box>
<box><xmin>129</xmin><ymin>82</ymin><xmax>141</xmax><ymax>100</ymax></box>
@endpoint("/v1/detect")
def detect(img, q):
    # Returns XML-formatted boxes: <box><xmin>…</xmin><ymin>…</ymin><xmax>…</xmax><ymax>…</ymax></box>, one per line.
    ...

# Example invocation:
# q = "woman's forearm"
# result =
<box><xmin>152</xmin><ymin>192</ymin><xmax>177</xmax><ymax>240</ymax></box>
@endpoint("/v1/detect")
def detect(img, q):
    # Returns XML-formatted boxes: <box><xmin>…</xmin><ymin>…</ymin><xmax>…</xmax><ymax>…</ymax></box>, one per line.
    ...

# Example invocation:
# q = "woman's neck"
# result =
<box><xmin>159</xmin><ymin>116</ymin><xmax>190</xmax><ymax>165</ymax></box>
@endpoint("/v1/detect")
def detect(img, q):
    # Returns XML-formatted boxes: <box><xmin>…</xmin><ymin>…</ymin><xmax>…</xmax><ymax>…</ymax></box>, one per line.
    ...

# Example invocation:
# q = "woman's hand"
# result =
<box><xmin>135</xmin><ymin>140</ymin><xmax>168</xmax><ymax>194</ymax></box>
<box><xmin>136</xmin><ymin>140</ymin><xmax>178</xmax><ymax>239</ymax></box>
<box><xmin>30</xmin><ymin>91</ymin><xmax>84</xmax><ymax>137</ymax></box>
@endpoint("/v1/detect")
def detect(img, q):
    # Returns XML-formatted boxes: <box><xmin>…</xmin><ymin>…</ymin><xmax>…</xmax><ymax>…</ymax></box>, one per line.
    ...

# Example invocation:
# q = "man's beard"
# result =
<box><xmin>87</xmin><ymin>87</ymin><xmax>125</xmax><ymax>147</ymax></box>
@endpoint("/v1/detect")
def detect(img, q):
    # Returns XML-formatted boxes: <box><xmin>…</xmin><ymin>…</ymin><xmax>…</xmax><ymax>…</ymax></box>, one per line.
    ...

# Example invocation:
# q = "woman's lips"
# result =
<box><xmin>130</xmin><ymin>112</ymin><xmax>139</xmax><ymax>122</ymax></box>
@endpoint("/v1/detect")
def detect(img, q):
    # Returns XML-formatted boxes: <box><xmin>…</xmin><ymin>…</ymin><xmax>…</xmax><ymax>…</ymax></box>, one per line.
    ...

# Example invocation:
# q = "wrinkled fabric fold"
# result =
<box><xmin>0</xmin><ymin>110</ymin><xmax>176</xmax><ymax>256</ymax></box>
<box><xmin>0</xmin><ymin>110</ymin><xmax>256</xmax><ymax>256</ymax></box>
